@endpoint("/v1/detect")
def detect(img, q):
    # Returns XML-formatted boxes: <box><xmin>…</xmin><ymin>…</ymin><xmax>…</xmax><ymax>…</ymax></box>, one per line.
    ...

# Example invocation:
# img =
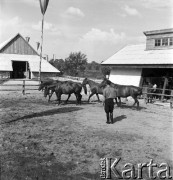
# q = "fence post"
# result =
<box><xmin>142</xmin><ymin>86</ymin><xmax>148</xmax><ymax>104</ymax></box>
<box><xmin>22</xmin><ymin>80</ymin><xmax>25</xmax><ymax>95</ymax></box>
<box><xmin>161</xmin><ymin>77</ymin><xmax>168</xmax><ymax>102</ymax></box>
<box><xmin>170</xmin><ymin>90</ymin><xmax>173</xmax><ymax>109</ymax></box>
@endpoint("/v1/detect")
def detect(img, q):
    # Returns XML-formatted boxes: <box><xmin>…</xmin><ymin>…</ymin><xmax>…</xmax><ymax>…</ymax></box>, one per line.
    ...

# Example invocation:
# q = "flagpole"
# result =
<box><xmin>39</xmin><ymin>0</ymin><xmax>49</xmax><ymax>83</ymax></box>
<box><xmin>39</xmin><ymin>14</ymin><xmax>44</xmax><ymax>83</ymax></box>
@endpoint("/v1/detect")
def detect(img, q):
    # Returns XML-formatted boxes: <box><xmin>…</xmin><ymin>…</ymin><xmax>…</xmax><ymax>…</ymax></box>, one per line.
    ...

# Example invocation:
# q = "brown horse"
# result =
<box><xmin>38</xmin><ymin>79</ymin><xmax>59</xmax><ymax>91</ymax></box>
<box><xmin>82</xmin><ymin>78</ymin><xmax>105</xmax><ymax>102</ymax></box>
<box><xmin>38</xmin><ymin>79</ymin><xmax>60</xmax><ymax>101</ymax></box>
<box><xmin>44</xmin><ymin>80</ymin><xmax>84</xmax><ymax>105</ymax></box>
<box><xmin>100</xmin><ymin>78</ymin><xmax>142</xmax><ymax>108</ymax></box>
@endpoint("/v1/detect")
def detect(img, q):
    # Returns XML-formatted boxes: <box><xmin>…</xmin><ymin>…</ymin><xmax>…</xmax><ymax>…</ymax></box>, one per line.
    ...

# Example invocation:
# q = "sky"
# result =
<box><xmin>0</xmin><ymin>0</ymin><xmax>173</xmax><ymax>63</ymax></box>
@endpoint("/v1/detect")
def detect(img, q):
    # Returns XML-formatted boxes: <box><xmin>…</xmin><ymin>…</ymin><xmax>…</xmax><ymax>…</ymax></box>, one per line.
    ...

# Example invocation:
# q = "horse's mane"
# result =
<box><xmin>87</xmin><ymin>79</ymin><xmax>100</xmax><ymax>86</ymax></box>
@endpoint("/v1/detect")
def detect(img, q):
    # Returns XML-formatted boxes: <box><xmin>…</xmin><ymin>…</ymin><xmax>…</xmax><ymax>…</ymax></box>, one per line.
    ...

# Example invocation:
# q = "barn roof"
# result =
<box><xmin>0</xmin><ymin>33</ymin><xmax>60</xmax><ymax>72</ymax></box>
<box><xmin>0</xmin><ymin>54</ymin><xmax>60</xmax><ymax>72</ymax></box>
<box><xmin>101</xmin><ymin>44</ymin><xmax>173</xmax><ymax>65</ymax></box>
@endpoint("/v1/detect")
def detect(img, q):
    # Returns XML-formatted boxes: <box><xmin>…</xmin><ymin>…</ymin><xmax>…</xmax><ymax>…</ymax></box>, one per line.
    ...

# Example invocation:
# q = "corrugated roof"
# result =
<box><xmin>0</xmin><ymin>54</ymin><xmax>60</xmax><ymax>72</ymax></box>
<box><xmin>101</xmin><ymin>44</ymin><xmax>173</xmax><ymax>65</ymax></box>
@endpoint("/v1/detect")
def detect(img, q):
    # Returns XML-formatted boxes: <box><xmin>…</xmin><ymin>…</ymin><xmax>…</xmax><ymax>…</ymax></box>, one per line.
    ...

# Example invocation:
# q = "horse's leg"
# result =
<box><xmin>76</xmin><ymin>93</ymin><xmax>82</xmax><ymax>105</ymax></box>
<box><xmin>88</xmin><ymin>92</ymin><xmax>95</xmax><ymax>102</ymax></box>
<box><xmin>48</xmin><ymin>90</ymin><xmax>54</xmax><ymax>102</ymax></box>
<box><xmin>55</xmin><ymin>91</ymin><xmax>59</xmax><ymax>101</ymax></box>
<box><xmin>74</xmin><ymin>93</ymin><xmax>79</xmax><ymax>105</ymax></box>
<box><xmin>79</xmin><ymin>94</ymin><xmax>82</xmax><ymax>105</ymax></box>
<box><xmin>65</xmin><ymin>94</ymin><xmax>71</xmax><ymax>103</ymax></box>
<box><xmin>132</xmin><ymin>96</ymin><xmax>139</xmax><ymax>109</ymax></box>
<box><xmin>115</xmin><ymin>98</ymin><xmax>118</xmax><ymax>106</ymax></box>
<box><xmin>118</xmin><ymin>97</ymin><xmax>121</xmax><ymax>106</ymax></box>
<box><xmin>58</xmin><ymin>94</ymin><xmax>62</xmax><ymax>105</ymax></box>
<box><xmin>96</xmin><ymin>93</ymin><xmax>101</xmax><ymax>102</ymax></box>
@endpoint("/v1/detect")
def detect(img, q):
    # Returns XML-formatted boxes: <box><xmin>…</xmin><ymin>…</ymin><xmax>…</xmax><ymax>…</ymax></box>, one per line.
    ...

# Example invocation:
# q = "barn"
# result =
<box><xmin>0</xmin><ymin>33</ymin><xmax>60</xmax><ymax>79</ymax></box>
<box><xmin>101</xmin><ymin>28</ymin><xmax>173</xmax><ymax>90</ymax></box>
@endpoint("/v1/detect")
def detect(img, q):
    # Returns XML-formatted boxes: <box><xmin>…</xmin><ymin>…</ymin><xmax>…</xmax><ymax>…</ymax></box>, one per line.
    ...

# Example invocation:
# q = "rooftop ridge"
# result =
<box><xmin>143</xmin><ymin>28</ymin><xmax>173</xmax><ymax>36</ymax></box>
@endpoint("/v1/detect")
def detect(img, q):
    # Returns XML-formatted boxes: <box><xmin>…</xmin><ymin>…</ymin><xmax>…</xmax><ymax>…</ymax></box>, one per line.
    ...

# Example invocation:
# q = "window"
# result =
<box><xmin>162</xmin><ymin>38</ymin><xmax>168</xmax><ymax>46</ymax></box>
<box><xmin>169</xmin><ymin>37</ymin><xmax>173</xmax><ymax>46</ymax></box>
<box><xmin>155</xmin><ymin>39</ymin><xmax>161</xmax><ymax>46</ymax></box>
<box><xmin>154</xmin><ymin>37</ymin><xmax>173</xmax><ymax>47</ymax></box>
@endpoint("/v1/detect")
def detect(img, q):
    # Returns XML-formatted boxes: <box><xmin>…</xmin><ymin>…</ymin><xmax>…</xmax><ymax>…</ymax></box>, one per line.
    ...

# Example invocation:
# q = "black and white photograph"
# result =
<box><xmin>0</xmin><ymin>0</ymin><xmax>173</xmax><ymax>179</ymax></box>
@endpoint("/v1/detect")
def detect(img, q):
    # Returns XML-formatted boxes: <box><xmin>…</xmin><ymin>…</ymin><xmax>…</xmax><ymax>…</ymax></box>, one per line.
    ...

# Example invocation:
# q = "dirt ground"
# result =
<box><xmin>0</xmin><ymin>89</ymin><xmax>173</xmax><ymax>180</ymax></box>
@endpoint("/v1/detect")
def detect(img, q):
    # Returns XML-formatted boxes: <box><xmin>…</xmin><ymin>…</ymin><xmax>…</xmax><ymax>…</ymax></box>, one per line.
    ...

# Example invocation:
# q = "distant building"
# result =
<box><xmin>101</xmin><ymin>28</ymin><xmax>173</xmax><ymax>89</ymax></box>
<box><xmin>0</xmin><ymin>33</ymin><xmax>60</xmax><ymax>79</ymax></box>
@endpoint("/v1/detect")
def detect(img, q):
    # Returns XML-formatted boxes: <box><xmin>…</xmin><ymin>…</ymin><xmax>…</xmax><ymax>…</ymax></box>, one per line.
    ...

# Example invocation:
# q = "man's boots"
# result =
<box><xmin>106</xmin><ymin>113</ymin><xmax>110</xmax><ymax>124</ymax></box>
<box><xmin>110</xmin><ymin>113</ymin><xmax>113</xmax><ymax>124</ymax></box>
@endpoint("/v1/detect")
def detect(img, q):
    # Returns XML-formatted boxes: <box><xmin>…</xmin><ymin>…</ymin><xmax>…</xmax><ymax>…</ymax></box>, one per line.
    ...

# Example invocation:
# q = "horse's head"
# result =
<box><xmin>38</xmin><ymin>81</ymin><xmax>44</xmax><ymax>91</ymax></box>
<box><xmin>82</xmin><ymin>78</ymin><xmax>88</xmax><ymax>86</ymax></box>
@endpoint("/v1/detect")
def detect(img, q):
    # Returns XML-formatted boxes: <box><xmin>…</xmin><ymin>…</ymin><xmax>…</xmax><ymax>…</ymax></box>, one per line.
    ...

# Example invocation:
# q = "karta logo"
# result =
<box><xmin>100</xmin><ymin>158</ymin><xmax>172</xmax><ymax>179</ymax></box>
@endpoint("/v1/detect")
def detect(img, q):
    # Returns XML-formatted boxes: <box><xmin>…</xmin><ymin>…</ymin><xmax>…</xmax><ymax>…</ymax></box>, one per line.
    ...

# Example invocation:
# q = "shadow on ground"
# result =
<box><xmin>113</xmin><ymin>115</ymin><xmax>127</xmax><ymax>124</ymax></box>
<box><xmin>116</xmin><ymin>104</ymin><xmax>147</xmax><ymax>111</ymax></box>
<box><xmin>50</xmin><ymin>100</ymin><xmax>98</xmax><ymax>106</ymax></box>
<box><xmin>2</xmin><ymin>106</ymin><xmax>83</xmax><ymax>124</ymax></box>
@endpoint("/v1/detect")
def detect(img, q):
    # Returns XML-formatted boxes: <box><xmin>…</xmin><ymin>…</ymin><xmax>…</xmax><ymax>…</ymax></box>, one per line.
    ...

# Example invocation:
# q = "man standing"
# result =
<box><xmin>103</xmin><ymin>80</ymin><xmax>116</xmax><ymax>124</ymax></box>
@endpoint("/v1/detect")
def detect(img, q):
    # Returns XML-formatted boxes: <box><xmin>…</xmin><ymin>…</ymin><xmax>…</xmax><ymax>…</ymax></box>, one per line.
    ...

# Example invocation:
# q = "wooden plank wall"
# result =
<box><xmin>0</xmin><ymin>35</ymin><xmax>37</xmax><ymax>55</ymax></box>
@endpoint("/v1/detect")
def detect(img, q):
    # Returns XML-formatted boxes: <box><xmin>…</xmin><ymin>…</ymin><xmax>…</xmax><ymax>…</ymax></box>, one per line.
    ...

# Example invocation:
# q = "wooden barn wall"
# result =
<box><xmin>0</xmin><ymin>36</ymin><xmax>37</xmax><ymax>55</ymax></box>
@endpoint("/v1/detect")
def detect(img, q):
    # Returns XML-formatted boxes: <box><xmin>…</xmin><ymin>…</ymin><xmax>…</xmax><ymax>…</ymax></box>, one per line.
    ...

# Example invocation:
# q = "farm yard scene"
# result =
<box><xmin>0</xmin><ymin>0</ymin><xmax>173</xmax><ymax>179</ymax></box>
<box><xmin>0</xmin><ymin>78</ymin><xmax>173</xmax><ymax>179</ymax></box>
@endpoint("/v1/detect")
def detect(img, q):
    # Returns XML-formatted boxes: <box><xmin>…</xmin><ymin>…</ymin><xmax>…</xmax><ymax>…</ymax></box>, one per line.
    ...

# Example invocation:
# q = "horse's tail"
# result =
<box><xmin>82</xmin><ymin>84</ymin><xmax>87</xmax><ymax>95</ymax></box>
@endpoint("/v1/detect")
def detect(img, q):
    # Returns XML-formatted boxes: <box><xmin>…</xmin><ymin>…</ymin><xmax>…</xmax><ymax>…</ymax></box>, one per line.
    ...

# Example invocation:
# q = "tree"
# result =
<box><xmin>64</xmin><ymin>52</ymin><xmax>87</xmax><ymax>76</ymax></box>
<box><xmin>86</xmin><ymin>61</ymin><xmax>101</xmax><ymax>71</ymax></box>
<box><xmin>101</xmin><ymin>66</ymin><xmax>111</xmax><ymax>78</ymax></box>
<box><xmin>49</xmin><ymin>58</ymin><xmax>65</xmax><ymax>75</ymax></box>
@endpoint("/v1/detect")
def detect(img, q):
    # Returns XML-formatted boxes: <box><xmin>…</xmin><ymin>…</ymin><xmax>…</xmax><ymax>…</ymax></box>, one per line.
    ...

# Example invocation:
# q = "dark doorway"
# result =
<box><xmin>141</xmin><ymin>68</ymin><xmax>173</xmax><ymax>87</ymax></box>
<box><xmin>11</xmin><ymin>61</ymin><xmax>30</xmax><ymax>79</ymax></box>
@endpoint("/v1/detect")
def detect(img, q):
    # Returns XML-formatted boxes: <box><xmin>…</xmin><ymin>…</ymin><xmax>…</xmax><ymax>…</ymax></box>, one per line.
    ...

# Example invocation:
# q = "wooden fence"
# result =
<box><xmin>0</xmin><ymin>79</ymin><xmax>173</xmax><ymax>108</ymax></box>
<box><xmin>0</xmin><ymin>79</ymin><xmax>39</xmax><ymax>95</ymax></box>
<box><xmin>142</xmin><ymin>86</ymin><xmax>173</xmax><ymax>108</ymax></box>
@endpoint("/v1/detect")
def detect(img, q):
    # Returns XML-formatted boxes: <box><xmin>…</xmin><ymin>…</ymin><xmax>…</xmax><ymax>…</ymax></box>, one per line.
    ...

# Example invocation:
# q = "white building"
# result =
<box><xmin>101</xmin><ymin>28</ymin><xmax>173</xmax><ymax>89</ymax></box>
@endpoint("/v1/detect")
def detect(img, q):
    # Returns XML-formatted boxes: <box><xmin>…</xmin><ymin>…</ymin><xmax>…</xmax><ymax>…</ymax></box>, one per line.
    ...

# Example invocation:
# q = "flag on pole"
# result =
<box><xmin>36</xmin><ymin>42</ymin><xmax>40</xmax><ymax>50</ymax></box>
<box><xmin>39</xmin><ymin>0</ymin><xmax>49</xmax><ymax>15</ymax></box>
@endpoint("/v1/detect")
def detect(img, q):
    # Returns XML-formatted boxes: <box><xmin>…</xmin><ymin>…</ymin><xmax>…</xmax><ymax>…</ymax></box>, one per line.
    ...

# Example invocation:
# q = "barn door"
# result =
<box><xmin>11</xmin><ymin>61</ymin><xmax>30</xmax><ymax>79</ymax></box>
